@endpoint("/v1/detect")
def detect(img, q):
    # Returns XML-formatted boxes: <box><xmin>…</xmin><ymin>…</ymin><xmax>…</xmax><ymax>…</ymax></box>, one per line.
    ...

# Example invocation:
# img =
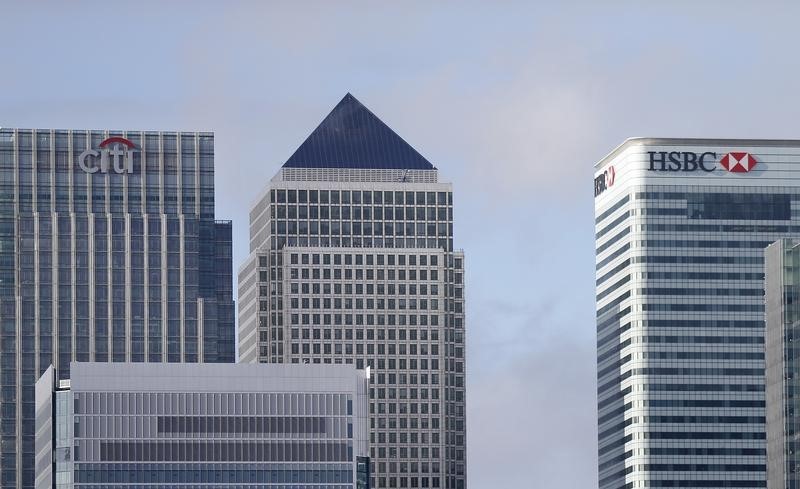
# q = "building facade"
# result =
<box><xmin>0</xmin><ymin>129</ymin><xmax>235</xmax><ymax>488</ymax></box>
<box><xmin>238</xmin><ymin>94</ymin><xmax>466</xmax><ymax>489</ymax></box>
<box><xmin>595</xmin><ymin>138</ymin><xmax>800</xmax><ymax>489</ymax></box>
<box><xmin>765</xmin><ymin>239</ymin><xmax>800</xmax><ymax>489</ymax></box>
<box><xmin>35</xmin><ymin>362</ymin><xmax>370</xmax><ymax>489</ymax></box>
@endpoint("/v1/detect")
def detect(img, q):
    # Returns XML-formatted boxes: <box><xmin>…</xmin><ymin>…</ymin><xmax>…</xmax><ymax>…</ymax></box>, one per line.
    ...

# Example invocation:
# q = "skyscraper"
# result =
<box><xmin>0</xmin><ymin>128</ymin><xmax>234</xmax><ymax>488</ymax></box>
<box><xmin>765</xmin><ymin>239</ymin><xmax>800</xmax><ymax>489</ymax></box>
<box><xmin>594</xmin><ymin>138</ymin><xmax>800</xmax><ymax>489</ymax></box>
<box><xmin>238</xmin><ymin>94</ymin><xmax>466</xmax><ymax>489</ymax></box>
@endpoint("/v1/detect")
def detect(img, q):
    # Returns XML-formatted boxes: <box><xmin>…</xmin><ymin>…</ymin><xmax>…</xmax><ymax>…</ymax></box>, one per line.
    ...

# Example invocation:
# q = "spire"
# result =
<box><xmin>282</xmin><ymin>93</ymin><xmax>435</xmax><ymax>170</ymax></box>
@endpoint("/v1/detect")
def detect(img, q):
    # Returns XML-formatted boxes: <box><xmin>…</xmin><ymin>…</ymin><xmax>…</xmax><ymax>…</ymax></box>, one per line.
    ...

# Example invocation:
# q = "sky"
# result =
<box><xmin>3</xmin><ymin>1</ymin><xmax>800</xmax><ymax>486</ymax></box>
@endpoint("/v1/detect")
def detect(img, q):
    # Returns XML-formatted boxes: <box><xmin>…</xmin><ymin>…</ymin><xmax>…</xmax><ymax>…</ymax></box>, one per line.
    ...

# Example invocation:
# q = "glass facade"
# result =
<box><xmin>239</xmin><ymin>95</ymin><xmax>466</xmax><ymax>489</ymax></box>
<box><xmin>765</xmin><ymin>239</ymin><xmax>800</xmax><ymax>489</ymax></box>
<box><xmin>1</xmin><ymin>128</ymin><xmax>234</xmax><ymax>489</ymax></box>
<box><xmin>596</xmin><ymin>139</ymin><xmax>800</xmax><ymax>489</ymax></box>
<box><xmin>35</xmin><ymin>362</ymin><xmax>369</xmax><ymax>489</ymax></box>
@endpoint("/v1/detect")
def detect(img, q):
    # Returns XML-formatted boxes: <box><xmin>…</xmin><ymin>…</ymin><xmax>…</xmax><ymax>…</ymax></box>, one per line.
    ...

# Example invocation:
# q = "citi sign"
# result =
<box><xmin>78</xmin><ymin>137</ymin><xmax>136</xmax><ymax>174</ymax></box>
<box><xmin>647</xmin><ymin>151</ymin><xmax>758</xmax><ymax>173</ymax></box>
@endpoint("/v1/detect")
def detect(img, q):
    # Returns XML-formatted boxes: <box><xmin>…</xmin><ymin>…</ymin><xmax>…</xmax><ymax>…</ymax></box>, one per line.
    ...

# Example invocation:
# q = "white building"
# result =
<box><xmin>35</xmin><ymin>362</ymin><xmax>370</xmax><ymax>489</ymax></box>
<box><xmin>594</xmin><ymin>138</ymin><xmax>800</xmax><ymax>489</ymax></box>
<box><xmin>238</xmin><ymin>94</ymin><xmax>466</xmax><ymax>489</ymax></box>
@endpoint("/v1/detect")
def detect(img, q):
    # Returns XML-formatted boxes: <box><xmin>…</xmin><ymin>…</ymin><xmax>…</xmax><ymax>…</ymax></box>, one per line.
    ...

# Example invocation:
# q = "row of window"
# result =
<box><xmin>638</xmin><ymin>271</ymin><xmax>764</xmax><ymax>281</ymax></box>
<box><xmin>288</xmin><ymin>268</ymin><xmax>443</xmax><ymax>282</ymax></box>
<box><xmin>289</xmin><ymin>298</ymin><xmax>439</xmax><ymax>312</ymax></box>
<box><xmin>642</xmin><ymin>222</ymin><xmax>800</xmax><ymax>233</ymax></box>
<box><xmin>72</xmin><ymin>485</ymin><xmax>355</xmax><ymax>489</ymax></box>
<box><xmin>289</xmin><ymin>283</ymin><xmax>441</xmax><ymax>296</ymax></box>
<box><xmin>157</xmin><ymin>416</ymin><xmax>332</xmax><ymax>435</ymax></box>
<box><xmin>632</xmin><ymin>415</ymin><xmax>764</xmax><ymax>424</ymax></box>
<box><xmin>271</xmin><ymin>189</ymin><xmax>451</xmax><ymax>206</ymax></box>
<box><xmin>17</xmin><ymin>215</ymin><xmax>204</xmax><ymax>234</ymax></box>
<box><xmin>601</xmin><ymin>444</ymin><xmax>766</xmax><ymax>471</ymax></box>
<box><xmin>1</xmin><ymin>130</ymin><xmax>213</xmax><ymax>153</ymax></box>
<box><xmin>641</xmin><ymin>303</ymin><xmax>765</xmax><ymax>313</ymax></box>
<box><xmin>97</xmin><ymin>441</ymin><xmax>353</xmax><ymax>463</ymax></box>
<box><xmin>638</xmin><ymin>239</ymin><xmax>774</xmax><ymax>249</ymax></box>
<box><xmin>637</xmin><ymin>287</ymin><xmax>763</xmax><ymax>297</ymax></box>
<box><xmin>73</xmin><ymin>466</ymin><xmax>354</xmax><ymax>485</ymax></box>
<box><xmin>273</xmin><ymin>205</ymin><xmax>451</xmax><ymax>222</ymax></box>
<box><xmin>599</xmin><ymin>246</ymin><xmax>768</xmax><ymax>271</ymax></box>
<box><xmin>75</xmin><ymin>392</ymin><xmax>351</xmax><ymax>417</ymax></box>
<box><xmin>269</xmin><ymin>236</ymin><xmax>452</xmax><ymax>251</ymax></box>
<box><xmin>370</xmin><ymin>445</ymin><xmax>442</xmax><ymax>462</ymax></box>
<box><xmin>289</xmin><ymin>253</ymin><xmax>442</xmax><ymax>267</ymax></box>
<box><xmin>290</xmin><ymin>327</ymin><xmax>438</xmax><ymax>341</ymax></box>
<box><xmin>291</xmin><ymin>344</ymin><xmax>440</xmax><ymax>361</ymax></box>
<box><xmin>73</xmin><ymin>415</ymin><xmax>350</xmax><ymax>440</ymax></box>
<box><xmin>647</xmin><ymin>383</ymin><xmax>763</xmax><ymax>393</ymax></box>
<box><xmin>273</xmin><ymin>221</ymin><xmax>450</xmax><ymax>237</ymax></box>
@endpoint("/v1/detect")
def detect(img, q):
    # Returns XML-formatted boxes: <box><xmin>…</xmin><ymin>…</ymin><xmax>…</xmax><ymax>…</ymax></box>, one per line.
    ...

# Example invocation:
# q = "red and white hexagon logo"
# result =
<box><xmin>719</xmin><ymin>152</ymin><xmax>758</xmax><ymax>173</ymax></box>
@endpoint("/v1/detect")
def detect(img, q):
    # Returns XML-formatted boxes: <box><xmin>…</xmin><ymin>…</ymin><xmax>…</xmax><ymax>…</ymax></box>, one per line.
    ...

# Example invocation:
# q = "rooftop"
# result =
<box><xmin>282</xmin><ymin>93</ymin><xmax>435</xmax><ymax>171</ymax></box>
<box><xmin>596</xmin><ymin>137</ymin><xmax>800</xmax><ymax>169</ymax></box>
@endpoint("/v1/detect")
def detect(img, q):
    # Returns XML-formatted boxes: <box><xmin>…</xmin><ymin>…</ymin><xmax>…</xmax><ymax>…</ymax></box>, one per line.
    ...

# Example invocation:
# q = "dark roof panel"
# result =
<box><xmin>282</xmin><ymin>93</ymin><xmax>435</xmax><ymax>170</ymax></box>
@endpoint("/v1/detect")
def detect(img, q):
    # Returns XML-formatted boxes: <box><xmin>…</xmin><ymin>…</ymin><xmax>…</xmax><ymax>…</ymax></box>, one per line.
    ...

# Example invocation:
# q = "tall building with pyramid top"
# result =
<box><xmin>238</xmin><ymin>94</ymin><xmax>467</xmax><ymax>489</ymax></box>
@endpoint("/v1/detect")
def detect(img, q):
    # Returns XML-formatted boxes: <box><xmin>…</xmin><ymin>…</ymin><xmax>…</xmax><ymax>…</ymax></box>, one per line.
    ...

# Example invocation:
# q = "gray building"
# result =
<box><xmin>594</xmin><ymin>138</ymin><xmax>800</xmax><ymax>488</ymax></box>
<box><xmin>35</xmin><ymin>362</ymin><xmax>370</xmax><ymax>489</ymax></box>
<box><xmin>238</xmin><ymin>94</ymin><xmax>466</xmax><ymax>489</ymax></box>
<box><xmin>0</xmin><ymin>129</ymin><xmax>235</xmax><ymax>488</ymax></box>
<box><xmin>765</xmin><ymin>239</ymin><xmax>800</xmax><ymax>489</ymax></box>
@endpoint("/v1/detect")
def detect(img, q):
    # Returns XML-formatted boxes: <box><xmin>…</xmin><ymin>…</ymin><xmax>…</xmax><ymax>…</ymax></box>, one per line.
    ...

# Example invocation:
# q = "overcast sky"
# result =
<box><xmin>3</xmin><ymin>1</ymin><xmax>800</xmax><ymax>487</ymax></box>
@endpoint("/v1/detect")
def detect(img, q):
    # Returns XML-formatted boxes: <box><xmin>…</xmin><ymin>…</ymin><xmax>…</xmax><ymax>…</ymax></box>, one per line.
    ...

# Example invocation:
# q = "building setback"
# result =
<box><xmin>35</xmin><ymin>362</ymin><xmax>370</xmax><ymax>489</ymax></box>
<box><xmin>0</xmin><ymin>129</ymin><xmax>234</xmax><ymax>488</ymax></box>
<box><xmin>238</xmin><ymin>94</ymin><xmax>467</xmax><ymax>489</ymax></box>
<box><xmin>765</xmin><ymin>239</ymin><xmax>800</xmax><ymax>489</ymax></box>
<box><xmin>594</xmin><ymin>138</ymin><xmax>800</xmax><ymax>489</ymax></box>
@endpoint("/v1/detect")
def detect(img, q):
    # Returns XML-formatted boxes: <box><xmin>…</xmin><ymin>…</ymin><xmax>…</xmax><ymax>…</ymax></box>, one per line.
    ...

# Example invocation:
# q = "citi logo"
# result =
<box><xmin>647</xmin><ymin>151</ymin><xmax>759</xmax><ymax>174</ymax></box>
<box><xmin>719</xmin><ymin>152</ymin><xmax>758</xmax><ymax>173</ymax></box>
<box><xmin>78</xmin><ymin>137</ymin><xmax>136</xmax><ymax>174</ymax></box>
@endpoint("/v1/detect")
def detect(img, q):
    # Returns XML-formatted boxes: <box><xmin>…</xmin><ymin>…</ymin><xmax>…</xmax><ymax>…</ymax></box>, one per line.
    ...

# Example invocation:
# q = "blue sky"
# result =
<box><xmin>3</xmin><ymin>1</ymin><xmax>800</xmax><ymax>487</ymax></box>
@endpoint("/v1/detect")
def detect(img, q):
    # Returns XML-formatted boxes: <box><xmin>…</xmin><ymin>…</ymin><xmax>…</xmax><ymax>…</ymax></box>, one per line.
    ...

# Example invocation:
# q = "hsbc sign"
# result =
<box><xmin>594</xmin><ymin>165</ymin><xmax>616</xmax><ymax>197</ymax></box>
<box><xmin>78</xmin><ymin>137</ymin><xmax>136</xmax><ymax>174</ymax></box>
<box><xmin>647</xmin><ymin>151</ymin><xmax>758</xmax><ymax>173</ymax></box>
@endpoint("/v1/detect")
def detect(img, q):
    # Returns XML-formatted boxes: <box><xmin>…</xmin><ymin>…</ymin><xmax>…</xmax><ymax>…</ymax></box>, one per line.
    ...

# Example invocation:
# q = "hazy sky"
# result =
<box><xmin>3</xmin><ymin>1</ymin><xmax>800</xmax><ymax>487</ymax></box>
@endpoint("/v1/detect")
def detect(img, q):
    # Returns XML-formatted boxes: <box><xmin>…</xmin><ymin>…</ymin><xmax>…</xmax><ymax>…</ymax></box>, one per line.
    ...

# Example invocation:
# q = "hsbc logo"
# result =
<box><xmin>719</xmin><ymin>152</ymin><xmax>757</xmax><ymax>173</ymax></box>
<box><xmin>594</xmin><ymin>165</ymin><xmax>616</xmax><ymax>197</ymax></box>
<box><xmin>78</xmin><ymin>137</ymin><xmax>136</xmax><ymax>174</ymax></box>
<box><xmin>647</xmin><ymin>151</ymin><xmax>758</xmax><ymax>173</ymax></box>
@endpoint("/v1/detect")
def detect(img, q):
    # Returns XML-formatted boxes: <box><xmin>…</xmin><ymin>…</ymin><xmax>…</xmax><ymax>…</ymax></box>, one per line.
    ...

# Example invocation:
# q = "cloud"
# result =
<box><xmin>6</xmin><ymin>3</ymin><xmax>800</xmax><ymax>488</ymax></box>
<box><xmin>468</xmin><ymin>334</ymin><xmax>596</xmax><ymax>488</ymax></box>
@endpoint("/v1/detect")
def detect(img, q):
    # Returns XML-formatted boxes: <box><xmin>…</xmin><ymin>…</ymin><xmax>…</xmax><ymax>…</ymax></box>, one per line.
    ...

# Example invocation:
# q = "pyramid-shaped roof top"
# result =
<box><xmin>282</xmin><ymin>93</ymin><xmax>435</xmax><ymax>170</ymax></box>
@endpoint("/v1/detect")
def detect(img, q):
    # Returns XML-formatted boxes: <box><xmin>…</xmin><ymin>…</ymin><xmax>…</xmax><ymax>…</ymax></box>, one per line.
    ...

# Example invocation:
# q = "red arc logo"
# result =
<box><xmin>98</xmin><ymin>137</ymin><xmax>136</xmax><ymax>149</ymax></box>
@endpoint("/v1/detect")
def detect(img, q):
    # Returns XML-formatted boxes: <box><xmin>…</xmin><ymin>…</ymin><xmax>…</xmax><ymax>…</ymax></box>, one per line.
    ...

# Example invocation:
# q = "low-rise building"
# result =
<box><xmin>35</xmin><ymin>362</ymin><xmax>370</xmax><ymax>489</ymax></box>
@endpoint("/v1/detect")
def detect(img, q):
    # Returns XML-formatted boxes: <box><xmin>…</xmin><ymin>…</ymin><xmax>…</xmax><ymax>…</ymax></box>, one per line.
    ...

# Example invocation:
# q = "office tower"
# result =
<box><xmin>594</xmin><ymin>138</ymin><xmax>800</xmax><ymax>489</ymax></box>
<box><xmin>238</xmin><ymin>94</ymin><xmax>466</xmax><ymax>489</ymax></box>
<box><xmin>35</xmin><ymin>362</ymin><xmax>370</xmax><ymax>489</ymax></box>
<box><xmin>765</xmin><ymin>239</ymin><xmax>800</xmax><ymax>489</ymax></box>
<box><xmin>0</xmin><ymin>129</ymin><xmax>235</xmax><ymax>488</ymax></box>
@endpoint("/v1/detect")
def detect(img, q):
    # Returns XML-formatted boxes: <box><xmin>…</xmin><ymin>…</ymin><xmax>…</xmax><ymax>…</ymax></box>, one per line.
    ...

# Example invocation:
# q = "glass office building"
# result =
<box><xmin>765</xmin><ymin>239</ymin><xmax>800</xmax><ymax>489</ymax></box>
<box><xmin>594</xmin><ymin>138</ymin><xmax>800</xmax><ymax>489</ymax></box>
<box><xmin>35</xmin><ymin>362</ymin><xmax>370</xmax><ymax>489</ymax></box>
<box><xmin>238</xmin><ymin>94</ymin><xmax>467</xmax><ymax>489</ymax></box>
<box><xmin>0</xmin><ymin>129</ymin><xmax>234</xmax><ymax>488</ymax></box>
